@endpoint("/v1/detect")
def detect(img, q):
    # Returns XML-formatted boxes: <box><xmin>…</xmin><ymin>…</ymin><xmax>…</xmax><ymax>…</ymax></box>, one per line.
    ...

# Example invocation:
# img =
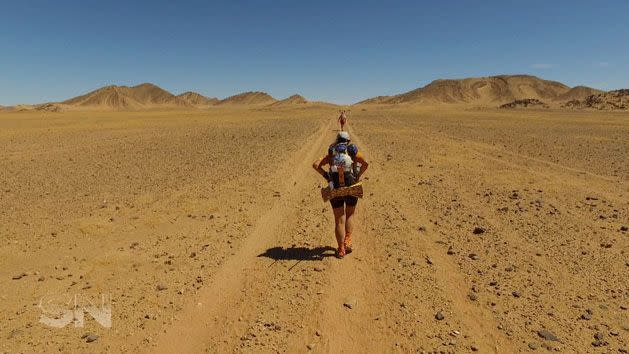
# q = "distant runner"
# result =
<box><xmin>312</xmin><ymin>131</ymin><xmax>369</xmax><ymax>258</ymax></box>
<box><xmin>338</xmin><ymin>110</ymin><xmax>348</xmax><ymax>131</ymax></box>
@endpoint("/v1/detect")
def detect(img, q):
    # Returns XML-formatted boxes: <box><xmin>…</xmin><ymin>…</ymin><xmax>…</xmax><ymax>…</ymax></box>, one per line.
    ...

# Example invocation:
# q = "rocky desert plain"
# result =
<box><xmin>0</xmin><ymin>75</ymin><xmax>627</xmax><ymax>353</ymax></box>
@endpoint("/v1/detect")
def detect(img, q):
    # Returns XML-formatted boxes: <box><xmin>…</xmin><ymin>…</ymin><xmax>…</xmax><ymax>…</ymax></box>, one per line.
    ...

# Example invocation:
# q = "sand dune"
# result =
<box><xmin>216</xmin><ymin>91</ymin><xmax>277</xmax><ymax>105</ymax></box>
<box><xmin>358</xmin><ymin>75</ymin><xmax>600</xmax><ymax>106</ymax></box>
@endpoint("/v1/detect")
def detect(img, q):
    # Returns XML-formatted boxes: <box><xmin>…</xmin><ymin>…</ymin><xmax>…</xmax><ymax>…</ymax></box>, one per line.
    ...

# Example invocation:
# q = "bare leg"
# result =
<box><xmin>345</xmin><ymin>205</ymin><xmax>355</xmax><ymax>235</ymax></box>
<box><xmin>333</xmin><ymin>207</ymin><xmax>345</xmax><ymax>256</ymax></box>
<box><xmin>344</xmin><ymin>205</ymin><xmax>356</xmax><ymax>251</ymax></box>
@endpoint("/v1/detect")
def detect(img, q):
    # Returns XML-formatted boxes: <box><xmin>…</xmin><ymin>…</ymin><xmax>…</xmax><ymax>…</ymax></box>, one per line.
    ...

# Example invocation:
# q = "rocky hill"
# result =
<box><xmin>357</xmin><ymin>75</ymin><xmax>599</xmax><ymax>106</ymax></box>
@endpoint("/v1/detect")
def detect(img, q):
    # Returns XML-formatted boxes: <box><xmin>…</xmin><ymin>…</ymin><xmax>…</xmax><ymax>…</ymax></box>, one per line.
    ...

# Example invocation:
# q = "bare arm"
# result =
<box><xmin>354</xmin><ymin>155</ymin><xmax>369</xmax><ymax>180</ymax></box>
<box><xmin>312</xmin><ymin>155</ymin><xmax>331</xmax><ymax>180</ymax></box>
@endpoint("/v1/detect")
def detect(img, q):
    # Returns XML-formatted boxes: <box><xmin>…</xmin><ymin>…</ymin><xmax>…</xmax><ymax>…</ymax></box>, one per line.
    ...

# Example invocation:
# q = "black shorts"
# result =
<box><xmin>330</xmin><ymin>196</ymin><xmax>358</xmax><ymax>209</ymax></box>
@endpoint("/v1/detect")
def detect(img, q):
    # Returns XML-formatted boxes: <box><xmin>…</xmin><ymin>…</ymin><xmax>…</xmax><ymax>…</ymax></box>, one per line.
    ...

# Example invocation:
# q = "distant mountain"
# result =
<box><xmin>268</xmin><ymin>94</ymin><xmax>308</xmax><ymax>107</ymax></box>
<box><xmin>555</xmin><ymin>86</ymin><xmax>603</xmax><ymax>101</ymax></box>
<box><xmin>357</xmin><ymin>75</ymin><xmax>600</xmax><ymax>106</ymax></box>
<box><xmin>216</xmin><ymin>91</ymin><xmax>277</xmax><ymax>105</ymax></box>
<box><xmin>176</xmin><ymin>91</ymin><xmax>219</xmax><ymax>106</ymax></box>
<box><xmin>63</xmin><ymin>83</ymin><xmax>188</xmax><ymax>109</ymax></box>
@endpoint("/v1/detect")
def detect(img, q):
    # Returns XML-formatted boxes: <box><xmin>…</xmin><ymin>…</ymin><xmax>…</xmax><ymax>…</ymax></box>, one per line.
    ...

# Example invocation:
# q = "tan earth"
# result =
<box><xmin>0</xmin><ymin>104</ymin><xmax>627</xmax><ymax>353</ymax></box>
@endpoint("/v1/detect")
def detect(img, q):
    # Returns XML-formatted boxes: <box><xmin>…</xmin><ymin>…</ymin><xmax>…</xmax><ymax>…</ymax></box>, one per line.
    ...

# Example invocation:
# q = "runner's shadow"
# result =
<box><xmin>258</xmin><ymin>246</ymin><xmax>336</xmax><ymax>261</ymax></box>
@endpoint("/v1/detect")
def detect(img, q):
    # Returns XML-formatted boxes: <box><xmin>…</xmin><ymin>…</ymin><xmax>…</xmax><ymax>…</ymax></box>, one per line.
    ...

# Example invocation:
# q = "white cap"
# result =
<box><xmin>337</xmin><ymin>131</ymin><xmax>350</xmax><ymax>142</ymax></box>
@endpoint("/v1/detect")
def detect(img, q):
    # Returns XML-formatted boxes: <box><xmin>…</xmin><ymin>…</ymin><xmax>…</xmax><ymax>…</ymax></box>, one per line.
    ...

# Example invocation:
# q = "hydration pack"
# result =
<box><xmin>328</xmin><ymin>142</ymin><xmax>359</xmax><ymax>188</ymax></box>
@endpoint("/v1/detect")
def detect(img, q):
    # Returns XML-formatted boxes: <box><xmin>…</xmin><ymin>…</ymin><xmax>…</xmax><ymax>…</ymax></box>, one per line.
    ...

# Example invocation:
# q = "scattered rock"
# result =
<box><xmin>81</xmin><ymin>333</ymin><xmax>99</xmax><ymax>343</ymax></box>
<box><xmin>500</xmin><ymin>98</ymin><xmax>549</xmax><ymax>109</ymax></box>
<box><xmin>12</xmin><ymin>273</ymin><xmax>27</xmax><ymax>280</ymax></box>
<box><xmin>343</xmin><ymin>298</ymin><xmax>357</xmax><ymax>309</ymax></box>
<box><xmin>435</xmin><ymin>311</ymin><xmax>445</xmax><ymax>320</ymax></box>
<box><xmin>591</xmin><ymin>340</ymin><xmax>605</xmax><ymax>347</ymax></box>
<box><xmin>473</xmin><ymin>227</ymin><xmax>486</xmax><ymax>235</ymax></box>
<box><xmin>537</xmin><ymin>329</ymin><xmax>559</xmax><ymax>342</ymax></box>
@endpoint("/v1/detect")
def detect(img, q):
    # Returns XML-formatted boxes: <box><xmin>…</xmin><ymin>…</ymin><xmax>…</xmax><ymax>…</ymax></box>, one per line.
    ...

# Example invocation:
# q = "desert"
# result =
<box><xmin>1</xmin><ymin>74</ymin><xmax>627</xmax><ymax>353</ymax></box>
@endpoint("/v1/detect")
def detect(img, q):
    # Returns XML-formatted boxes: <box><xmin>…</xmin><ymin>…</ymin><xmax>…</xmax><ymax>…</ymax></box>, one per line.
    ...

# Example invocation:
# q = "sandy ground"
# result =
<box><xmin>0</xmin><ymin>106</ymin><xmax>627</xmax><ymax>353</ymax></box>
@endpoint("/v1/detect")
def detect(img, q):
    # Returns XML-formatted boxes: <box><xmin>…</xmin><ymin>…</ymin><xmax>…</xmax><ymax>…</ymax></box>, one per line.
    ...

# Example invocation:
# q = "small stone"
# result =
<box><xmin>425</xmin><ymin>257</ymin><xmax>433</xmax><ymax>265</ymax></box>
<box><xmin>593</xmin><ymin>332</ymin><xmax>604</xmax><ymax>340</ymax></box>
<box><xmin>468</xmin><ymin>293</ymin><xmax>478</xmax><ymax>301</ymax></box>
<box><xmin>468</xmin><ymin>253</ymin><xmax>480</xmax><ymax>260</ymax></box>
<box><xmin>156</xmin><ymin>284</ymin><xmax>168</xmax><ymax>291</ymax></box>
<box><xmin>306</xmin><ymin>343</ymin><xmax>315</xmax><ymax>350</ymax></box>
<box><xmin>447</xmin><ymin>247</ymin><xmax>455</xmax><ymax>255</ymax></box>
<box><xmin>343</xmin><ymin>298</ymin><xmax>357</xmax><ymax>309</ymax></box>
<box><xmin>528</xmin><ymin>342</ymin><xmax>539</xmax><ymax>350</ymax></box>
<box><xmin>470</xmin><ymin>345</ymin><xmax>479</xmax><ymax>351</ymax></box>
<box><xmin>591</xmin><ymin>340</ymin><xmax>604</xmax><ymax>347</ymax></box>
<box><xmin>82</xmin><ymin>333</ymin><xmax>99</xmax><ymax>343</ymax></box>
<box><xmin>473</xmin><ymin>227</ymin><xmax>486</xmax><ymax>235</ymax></box>
<box><xmin>435</xmin><ymin>311</ymin><xmax>445</xmax><ymax>321</ymax></box>
<box><xmin>537</xmin><ymin>329</ymin><xmax>559</xmax><ymax>342</ymax></box>
<box><xmin>12</xmin><ymin>273</ymin><xmax>27</xmax><ymax>280</ymax></box>
<box><xmin>581</xmin><ymin>313</ymin><xmax>592</xmax><ymax>320</ymax></box>
<box><xmin>620</xmin><ymin>225</ymin><xmax>628</xmax><ymax>231</ymax></box>
<box><xmin>315</xmin><ymin>330</ymin><xmax>322</xmax><ymax>337</ymax></box>
<box><xmin>512</xmin><ymin>291</ymin><xmax>521</xmax><ymax>298</ymax></box>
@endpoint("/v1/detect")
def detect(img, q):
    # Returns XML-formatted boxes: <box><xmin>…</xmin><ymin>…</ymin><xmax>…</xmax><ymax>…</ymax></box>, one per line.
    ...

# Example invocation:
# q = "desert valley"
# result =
<box><xmin>1</xmin><ymin>75</ymin><xmax>627</xmax><ymax>353</ymax></box>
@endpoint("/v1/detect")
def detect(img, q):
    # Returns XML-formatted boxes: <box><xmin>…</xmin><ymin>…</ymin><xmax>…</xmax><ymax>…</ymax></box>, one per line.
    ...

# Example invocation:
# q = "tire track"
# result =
<box><xmin>344</xmin><ymin>124</ymin><xmax>514</xmax><ymax>352</ymax></box>
<box><xmin>148</xmin><ymin>119</ymin><xmax>334</xmax><ymax>353</ymax></box>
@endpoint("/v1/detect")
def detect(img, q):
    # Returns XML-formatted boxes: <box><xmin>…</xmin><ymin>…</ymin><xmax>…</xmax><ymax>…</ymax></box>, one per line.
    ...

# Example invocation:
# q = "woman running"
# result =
<box><xmin>312</xmin><ymin>131</ymin><xmax>369</xmax><ymax>258</ymax></box>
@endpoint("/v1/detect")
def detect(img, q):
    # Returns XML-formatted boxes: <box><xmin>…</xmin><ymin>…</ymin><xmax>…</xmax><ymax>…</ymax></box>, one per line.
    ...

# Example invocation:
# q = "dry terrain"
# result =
<box><xmin>0</xmin><ymin>106</ymin><xmax>627</xmax><ymax>353</ymax></box>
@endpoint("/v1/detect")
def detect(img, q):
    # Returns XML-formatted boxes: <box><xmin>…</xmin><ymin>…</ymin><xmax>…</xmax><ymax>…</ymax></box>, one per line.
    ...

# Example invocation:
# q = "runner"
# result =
<box><xmin>338</xmin><ymin>110</ymin><xmax>348</xmax><ymax>131</ymax></box>
<box><xmin>312</xmin><ymin>131</ymin><xmax>369</xmax><ymax>258</ymax></box>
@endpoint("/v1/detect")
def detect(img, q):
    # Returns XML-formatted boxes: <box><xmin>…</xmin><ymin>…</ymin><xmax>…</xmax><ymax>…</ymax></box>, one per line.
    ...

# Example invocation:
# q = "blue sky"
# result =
<box><xmin>1</xmin><ymin>0</ymin><xmax>628</xmax><ymax>105</ymax></box>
